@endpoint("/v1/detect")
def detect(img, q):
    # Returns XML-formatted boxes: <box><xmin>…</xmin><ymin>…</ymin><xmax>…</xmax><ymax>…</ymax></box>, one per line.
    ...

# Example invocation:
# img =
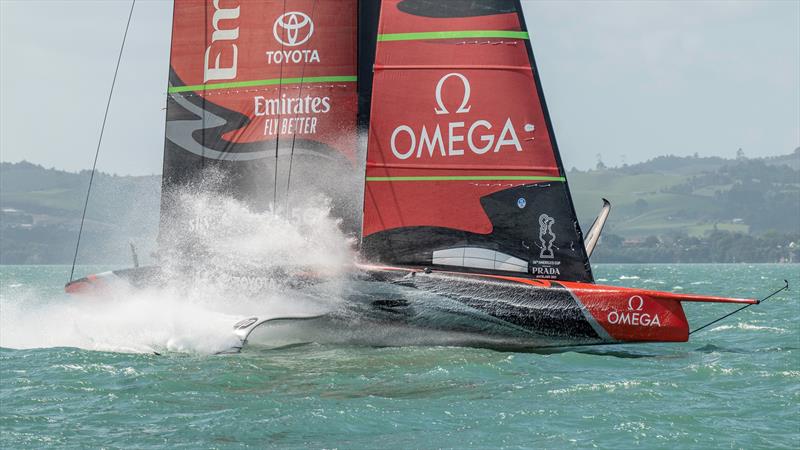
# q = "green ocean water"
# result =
<box><xmin>1</xmin><ymin>264</ymin><xmax>798</xmax><ymax>449</ymax></box>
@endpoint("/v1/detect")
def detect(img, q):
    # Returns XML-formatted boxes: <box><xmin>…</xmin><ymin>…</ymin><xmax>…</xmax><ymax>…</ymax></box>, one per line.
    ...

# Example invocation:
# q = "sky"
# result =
<box><xmin>1</xmin><ymin>0</ymin><xmax>798</xmax><ymax>175</ymax></box>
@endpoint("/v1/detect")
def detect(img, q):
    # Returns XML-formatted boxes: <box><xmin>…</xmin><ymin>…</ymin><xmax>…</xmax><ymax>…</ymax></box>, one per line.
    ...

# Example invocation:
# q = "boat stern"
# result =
<box><xmin>64</xmin><ymin>271</ymin><xmax>119</xmax><ymax>295</ymax></box>
<box><xmin>65</xmin><ymin>266</ymin><xmax>161</xmax><ymax>295</ymax></box>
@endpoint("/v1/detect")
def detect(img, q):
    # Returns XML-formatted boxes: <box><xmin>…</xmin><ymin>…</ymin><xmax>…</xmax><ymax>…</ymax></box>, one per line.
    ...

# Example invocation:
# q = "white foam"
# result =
<box><xmin>1</xmin><ymin>181</ymin><xmax>355</xmax><ymax>355</ymax></box>
<box><xmin>709</xmin><ymin>323</ymin><xmax>787</xmax><ymax>334</ymax></box>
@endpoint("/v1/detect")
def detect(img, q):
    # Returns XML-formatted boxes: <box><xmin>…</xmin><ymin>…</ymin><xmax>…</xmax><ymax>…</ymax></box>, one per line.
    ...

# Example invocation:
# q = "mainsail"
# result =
<box><xmin>360</xmin><ymin>0</ymin><xmax>593</xmax><ymax>282</ymax></box>
<box><xmin>161</xmin><ymin>0</ymin><xmax>360</xmax><ymax>233</ymax></box>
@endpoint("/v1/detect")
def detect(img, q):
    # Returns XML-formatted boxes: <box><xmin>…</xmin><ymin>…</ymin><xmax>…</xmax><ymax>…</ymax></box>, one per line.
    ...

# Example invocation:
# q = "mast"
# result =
<box><xmin>357</xmin><ymin>0</ymin><xmax>381</xmax><ymax>132</ymax></box>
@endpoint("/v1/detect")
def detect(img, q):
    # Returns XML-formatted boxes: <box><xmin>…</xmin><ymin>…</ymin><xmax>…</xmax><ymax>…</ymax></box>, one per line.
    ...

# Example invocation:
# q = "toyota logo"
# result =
<box><xmin>273</xmin><ymin>12</ymin><xmax>314</xmax><ymax>47</ymax></box>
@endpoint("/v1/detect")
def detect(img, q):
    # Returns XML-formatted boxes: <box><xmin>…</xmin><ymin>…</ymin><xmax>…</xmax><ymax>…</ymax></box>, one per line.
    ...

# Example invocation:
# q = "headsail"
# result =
<box><xmin>361</xmin><ymin>0</ymin><xmax>592</xmax><ymax>282</ymax></box>
<box><xmin>161</xmin><ymin>0</ymin><xmax>360</xmax><ymax>234</ymax></box>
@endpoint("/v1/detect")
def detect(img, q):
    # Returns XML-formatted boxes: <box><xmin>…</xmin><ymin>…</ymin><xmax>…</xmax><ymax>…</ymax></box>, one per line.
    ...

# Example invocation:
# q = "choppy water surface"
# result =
<box><xmin>1</xmin><ymin>264</ymin><xmax>798</xmax><ymax>448</ymax></box>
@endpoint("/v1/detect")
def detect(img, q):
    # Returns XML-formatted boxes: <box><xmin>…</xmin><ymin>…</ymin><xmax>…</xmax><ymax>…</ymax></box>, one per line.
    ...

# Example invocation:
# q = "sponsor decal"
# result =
<box><xmin>266</xmin><ymin>49</ymin><xmax>320</xmax><ymax>64</ymax></box>
<box><xmin>530</xmin><ymin>262</ymin><xmax>560</xmax><ymax>277</ymax></box>
<box><xmin>529</xmin><ymin>214</ymin><xmax>560</xmax><ymax>278</ymax></box>
<box><xmin>389</xmin><ymin>73</ymin><xmax>536</xmax><ymax>160</ymax></box>
<box><xmin>273</xmin><ymin>12</ymin><xmax>314</xmax><ymax>46</ymax></box>
<box><xmin>538</xmin><ymin>214</ymin><xmax>556</xmax><ymax>259</ymax></box>
<box><xmin>435</xmin><ymin>73</ymin><xmax>471</xmax><ymax>115</ymax></box>
<box><xmin>517</xmin><ymin>197</ymin><xmax>526</xmax><ymax>209</ymax></box>
<box><xmin>254</xmin><ymin>93</ymin><xmax>331</xmax><ymax>136</ymax></box>
<box><xmin>257</xmin><ymin>10</ymin><xmax>324</xmax><ymax>136</ymax></box>
<box><xmin>267</xmin><ymin>11</ymin><xmax>319</xmax><ymax>64</ymax></box>
<box><xmin>607</xmin><ymin>295</ymin><xmax>662</xmax><ymax>327</ymax></box>
<box><xmin>201</xmin><ymin>271</ymin><xmax>286</xmax><ymax>293</ymax></box>
<box><xmin>204</xmin><ymin>0</ymin><xmax>241</xmax><ymax>83</ymax></box>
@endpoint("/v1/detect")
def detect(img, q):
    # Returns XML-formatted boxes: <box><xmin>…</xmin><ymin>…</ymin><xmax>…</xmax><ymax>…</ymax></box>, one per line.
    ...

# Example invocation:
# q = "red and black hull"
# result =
<box><xmin>65</xmin><ymin>264</ymin><xmax>755</xmax><ymax>348</ymax></box>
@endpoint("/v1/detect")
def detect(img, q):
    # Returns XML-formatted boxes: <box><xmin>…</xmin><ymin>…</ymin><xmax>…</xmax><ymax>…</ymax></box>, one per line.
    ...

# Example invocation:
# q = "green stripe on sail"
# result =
<box><xmin>168</xmin><ymin>75</ymin><xmax>358</xmax><ymax>93</ymax></box>
<box><xmin>377</xmin><ymin>30</ymin><xmax>529</xmax><ymax>42</ymax></box>
<box><xmin>366</xmin><ymin>175</ymin><xmax>565</xmax><ymax>182</ymax></box>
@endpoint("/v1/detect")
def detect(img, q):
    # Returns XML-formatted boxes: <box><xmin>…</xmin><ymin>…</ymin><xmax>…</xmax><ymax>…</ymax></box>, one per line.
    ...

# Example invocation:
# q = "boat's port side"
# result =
<box><xmin>65</xmin><ymin>266</ymin><xmax>162</xmax><ymax>295</ymax></box>
<box><xmin>562</xmin><ymin>282</ymin><xmax>691</xmax><ymax>343</ymax></box>
<box><xmin>64</xmin><ymin>271</ymin><xmax>120</xmax><ymax>295</ymax></box>
<box><xmin>410</xmin><ymin>269</ymin><xmax>756</xmax><ymax>345</ymax></box>
<box><xmin>65</xmin><ymin>264</ymin><xmax>760</xmax><ymax>350</ymax></box>
<box><xmin>559</xmin><ymin>280</ymin><xmax>756</xmax><ymax>343</ymax></box>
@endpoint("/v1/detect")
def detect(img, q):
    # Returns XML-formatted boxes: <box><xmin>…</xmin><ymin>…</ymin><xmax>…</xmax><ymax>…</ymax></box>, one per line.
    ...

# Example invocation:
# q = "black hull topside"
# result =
<box><xmin>66</xmin><ymin>264</ymin><xmax>604</xmax><ymax>349</ymax></box>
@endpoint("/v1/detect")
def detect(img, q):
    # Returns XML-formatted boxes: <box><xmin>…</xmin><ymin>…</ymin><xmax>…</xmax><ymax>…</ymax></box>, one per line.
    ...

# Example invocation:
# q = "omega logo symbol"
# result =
<box><xmin>628</xmin><ymin>295</ymin><xmax>644</xmax><ymax>311</ymax></box>
<box><xmin>434</xmin><ymin>72</ymin><xmax>472</xmax><ymax>115</ymax></box>
<box><xmin>273</xmin><ymin>12</ymin><xmax>314</xmax><ymax>47</ymax></box>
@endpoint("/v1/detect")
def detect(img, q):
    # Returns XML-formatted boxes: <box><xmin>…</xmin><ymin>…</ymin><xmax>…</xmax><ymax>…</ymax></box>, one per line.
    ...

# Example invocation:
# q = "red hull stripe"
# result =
<box><xmin>356</xmin><ymin>265</ymin><xmax>755</xmax><ymax>306</ymax></box>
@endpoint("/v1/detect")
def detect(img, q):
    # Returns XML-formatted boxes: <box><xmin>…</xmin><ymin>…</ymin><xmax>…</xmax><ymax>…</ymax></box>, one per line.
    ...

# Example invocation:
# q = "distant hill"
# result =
<box><xmin>571</xmin><ymin>149</ymin><xmax>800</xmax><ymax>238</ymax></box>
<box><xmin>1</xmin><ymin>161</ymin><xmax>160</xmax><ymax>264</ymax></box>
<box><xmin>1</xmin><ymin>150</ymin><xmax>798</xmax><ymax>264</ymax></box>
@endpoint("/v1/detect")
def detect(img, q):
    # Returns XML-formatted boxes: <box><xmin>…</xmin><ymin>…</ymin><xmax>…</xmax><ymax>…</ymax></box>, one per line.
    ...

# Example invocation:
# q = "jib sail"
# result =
<box><xmin>360</xmin><ymin>0</ymin><xmax>592</xmax><ymax>282</ymax></box>
<box><xmin>161</xmin><ymin>0</ymin><xmax>359</xmax><ymax>233</ymax></box>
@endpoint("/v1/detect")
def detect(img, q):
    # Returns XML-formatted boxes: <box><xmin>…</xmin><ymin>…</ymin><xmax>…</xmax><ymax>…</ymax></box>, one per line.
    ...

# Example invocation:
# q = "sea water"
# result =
<box><xmin>1</xmin><ymin>264</ymin><xmax>798</xmax><ymax>448</ymax></box>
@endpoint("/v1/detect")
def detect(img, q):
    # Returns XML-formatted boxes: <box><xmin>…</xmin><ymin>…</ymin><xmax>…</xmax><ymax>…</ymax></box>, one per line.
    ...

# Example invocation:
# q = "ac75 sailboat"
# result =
<box><xmin>66</xmin><ymin>0</ymin><xmax>779</xmax><ymax>351</ymax></box>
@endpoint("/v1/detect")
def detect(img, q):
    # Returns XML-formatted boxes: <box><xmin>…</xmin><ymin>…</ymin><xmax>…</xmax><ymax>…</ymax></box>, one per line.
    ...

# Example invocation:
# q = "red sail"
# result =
<box><xmin>162</xmin><ymin>0</ymin><xmax>358</xmax><ymax>225</ymax></box>
<box><xmin>361</xmin><ymin>0</ymin><xmax>592</xmax><ymax>282</ymax></box>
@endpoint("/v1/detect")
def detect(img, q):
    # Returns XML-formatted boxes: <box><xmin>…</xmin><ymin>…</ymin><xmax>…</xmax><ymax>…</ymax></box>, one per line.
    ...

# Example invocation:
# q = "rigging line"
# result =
<box><xmin>285</xmin><ymin>0</ymin><xmax>318</xmax><ymax>211</ymax></box>
<box><xmin>689</xmin><ymin>280</ymin><xmax>789</xmax><ymax>335</ymax></box>
<box><xmin>69</xmin><ymin>0</ymin><xmax>136</xmax><ymax>283</ymax></box>
<box><xmin>272</xmin><ymin>0</ymin><xmax>287</xmax><ymax>212</ymax></box>
<box><xmin>201</xmin><ymin>0</ymin><xmax>207</xmax><ymax>166</ymax></box>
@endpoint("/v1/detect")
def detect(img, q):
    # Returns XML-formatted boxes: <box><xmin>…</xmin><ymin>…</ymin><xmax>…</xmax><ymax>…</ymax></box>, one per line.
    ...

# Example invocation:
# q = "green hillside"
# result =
<box><xmin>570</xmin><ymin>151</ymin><xmax>799</xmax><ymax>238</ymax></box>
<box><xmin>1</xmin><ymin>162</ymin><xmax>161</xmax><ymax>264</ymax></box>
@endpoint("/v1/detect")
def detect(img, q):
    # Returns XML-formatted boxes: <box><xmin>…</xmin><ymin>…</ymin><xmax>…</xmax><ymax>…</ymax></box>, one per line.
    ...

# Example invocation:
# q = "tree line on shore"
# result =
<box><xmin>593</xmin><ymin>230</ymin><xmax>799</xmax><ymax>263</ymax></box>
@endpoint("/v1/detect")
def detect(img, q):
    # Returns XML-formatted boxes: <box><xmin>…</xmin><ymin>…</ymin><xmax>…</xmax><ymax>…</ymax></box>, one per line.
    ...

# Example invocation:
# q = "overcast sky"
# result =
<box><xmin>1</xmin><ymin>0</ymin><xmax>798</xmax><ymax>175</ymax></box>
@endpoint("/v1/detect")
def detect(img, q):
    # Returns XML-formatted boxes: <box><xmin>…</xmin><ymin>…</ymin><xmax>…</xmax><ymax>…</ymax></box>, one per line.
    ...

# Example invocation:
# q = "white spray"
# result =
<box><xmin>1</xmin><ymin>175</ymin><xmax>357</xmax><ymax>354</ymax></box>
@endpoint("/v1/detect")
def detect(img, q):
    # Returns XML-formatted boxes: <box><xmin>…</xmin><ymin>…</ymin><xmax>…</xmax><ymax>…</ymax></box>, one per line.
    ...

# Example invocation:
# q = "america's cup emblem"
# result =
<box><xmin>538</xmin><ymin>214</ymin><xmax>556</xmax><ymax>259</ymax></box>
<box><xmin>273</xmin><ymin>12</ymin><xmax>314</xmax><ymax>47</ymax></box>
